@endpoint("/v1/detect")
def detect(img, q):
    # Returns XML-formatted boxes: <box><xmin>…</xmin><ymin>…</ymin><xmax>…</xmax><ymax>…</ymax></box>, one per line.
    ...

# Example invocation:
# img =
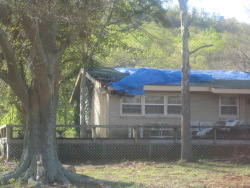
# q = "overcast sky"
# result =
<box><xmin>172</xmin><ymin>0</ymin><xmax>250</xmax><ymax>24</ymax></box>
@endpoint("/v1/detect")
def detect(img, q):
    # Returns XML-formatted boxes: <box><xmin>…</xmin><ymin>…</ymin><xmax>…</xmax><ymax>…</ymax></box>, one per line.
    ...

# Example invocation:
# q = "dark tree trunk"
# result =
<box><xmin>0</xmin><ymin>18</ymin><xmax>95</xmax><ymax>185</ymax></box>
<box><xmin>179</xmin><ymin>0</ymin><xmax>192</xmax><ymax>161</ymax></box>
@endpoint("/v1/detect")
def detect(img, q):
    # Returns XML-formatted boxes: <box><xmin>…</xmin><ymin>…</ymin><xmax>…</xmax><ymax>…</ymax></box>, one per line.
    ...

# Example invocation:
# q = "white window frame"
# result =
<box><xmin>166</xmin><ymin>95</ymin><xmax>182</xmax><ymax>115</ymax></box>
<box><xmin>120</xmin><ymin>94</ymin><xmax>182</xmax><ymax>116</ymax></box>
<box><xmin>219</xmin><ymin>95</ymin><xmax>239</xmax><ymax>117</ymax></box>
<box><xmin>121</xmin><ymin>95</ymin><xmax>142</xmax><ymax>115</ymax></box>
<box><xmin>145</xmin><ymin>95</ymin><xmax>165</xmax><ymax>116</ymax></box>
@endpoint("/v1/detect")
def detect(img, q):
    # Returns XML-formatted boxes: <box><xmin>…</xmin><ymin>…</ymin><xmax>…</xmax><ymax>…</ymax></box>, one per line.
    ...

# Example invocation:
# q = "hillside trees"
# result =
<box><xmin>222</xmin><ymin>24</ymin><xmax>250</xmax><ymax>71</ymax></box>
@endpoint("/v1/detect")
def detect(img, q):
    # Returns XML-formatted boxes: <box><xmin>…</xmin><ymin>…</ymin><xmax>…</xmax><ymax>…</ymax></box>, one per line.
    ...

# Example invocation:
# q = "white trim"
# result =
<box><xmin>109</xmin><ymin>85</ymin><xmax>250</xmax><ymax>94</ymax></box>
<box><xmin>120</xmin><ymin>94</ymin><xmax>181</xmax><ymax>117</ymax></box>
<box><xmin>145</xmin><ymin>95</ymin><xmax>165</xmax><ymax>115</ymax></box>
<box><xmin>120</xmin><ymin>95</ymin><xmax>143</xmax><ymax>116</ymax></box>
<box><xmin>219</xmin><ymin>95</ymin><xmax>239</xmax><ymax>117</ymax></box>
<box><xmin>142</xmin><ymin>96</ymin><xmax>145</xmax><ymax>116</ymax></box>
<box><xmin>166</xmin><ymin>95</ymin><xmax>182</xmax><ymax>116</ymax></box>
<box><xmin>143</xmin><ymin>85</ymin><xmax>210</xmax><ymax>92</ymax></box>
<box><xmin>211</xmin><ymin>88</ymin><xmax>250</xmax><ymax>94</ymax></box>
<box><xmin>86</xmin><ymin>72</ymin><xmax>99</xmax><ymax>86</ymax></box>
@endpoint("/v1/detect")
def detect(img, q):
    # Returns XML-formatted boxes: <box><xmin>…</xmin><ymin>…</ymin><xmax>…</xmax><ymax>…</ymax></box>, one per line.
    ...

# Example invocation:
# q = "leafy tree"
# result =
<box><xmin>0</xmin><ymin>0</ymin><xmax>170</xmax><ymax>186</ymax></box>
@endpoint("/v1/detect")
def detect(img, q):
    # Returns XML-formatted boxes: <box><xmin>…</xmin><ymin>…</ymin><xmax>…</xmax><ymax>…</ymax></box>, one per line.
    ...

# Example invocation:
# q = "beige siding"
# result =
<box><xmin>107</xmin><ymin>91</ymin><xmax>249</xmax><ymax>125</ymax></box>
<box><xmin>91</xmin><ymin>82</ymin><xmax>102</xmax><ymax>125</ymax></box>
<box><xmin>245</xmin><ymin>95</ymin><xmax>250</xmax><ymax>124</ymax></box>
<box><xmin>190</xmin><ymin>92</ymin><xmax>219</xmax><ymax>122</ymax></box>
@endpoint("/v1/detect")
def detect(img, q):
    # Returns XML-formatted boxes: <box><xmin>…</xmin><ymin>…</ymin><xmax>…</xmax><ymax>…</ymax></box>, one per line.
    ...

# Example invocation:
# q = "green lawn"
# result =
<box><xmin>77</xmin><ymin>160</ymin><xmax>250</xmax><ymax>188</ymax></box>
<box><xmin>1</xmin><ymin>160</ymin><xmax>250</xmax><ymax>187</ymax></box>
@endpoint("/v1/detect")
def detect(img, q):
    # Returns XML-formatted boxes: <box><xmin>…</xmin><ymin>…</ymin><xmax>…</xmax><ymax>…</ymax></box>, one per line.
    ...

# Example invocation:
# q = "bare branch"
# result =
<box><xmin>238</xmin><ymin>50</ymin><xmax>250</xmax><ymax>62</ymax></box>
<box><xmin>21</xmin><ymin>16</ymin><xmax>48</xmax><ymax>66</ymax></box>
<box><xmin>189</xmin><ymin>44</ymin><xmax>214</xmax><ymax>55</ymax></box>
<box><xmin>87</xmin><ymin>3</ymin><xmax>114</xmax><ymax>62</ymax></box>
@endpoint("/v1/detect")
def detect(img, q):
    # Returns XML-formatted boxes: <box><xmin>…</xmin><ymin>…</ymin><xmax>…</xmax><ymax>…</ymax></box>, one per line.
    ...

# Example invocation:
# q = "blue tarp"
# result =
<box><xmin>108</xmin><ymin>68</ymin><xmax>250</xmax><ymax>95</ymax></box>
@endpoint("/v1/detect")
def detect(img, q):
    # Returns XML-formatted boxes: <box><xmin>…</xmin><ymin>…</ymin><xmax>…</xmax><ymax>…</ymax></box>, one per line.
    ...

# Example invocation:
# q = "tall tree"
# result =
<box><xmin>0</xmin><ymin>0</ymin><xmax>170</xmax><ymax>186</ymax></box>
<box><xmin>0</xmin><ymin>0</ymin><xmax>109</xmax><ymax>185</ymax></box>
<box><xmin>178</xmin><ymin>0</ymin><xmax>192</xmax><ymax>161</ymax></box>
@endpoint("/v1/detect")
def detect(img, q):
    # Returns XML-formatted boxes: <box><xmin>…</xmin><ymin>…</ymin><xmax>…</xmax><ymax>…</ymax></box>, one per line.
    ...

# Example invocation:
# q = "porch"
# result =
<box><xmin>1</xmin><ymin>124</ymin><xmax>250</xmax><ymax>162</ymax></box>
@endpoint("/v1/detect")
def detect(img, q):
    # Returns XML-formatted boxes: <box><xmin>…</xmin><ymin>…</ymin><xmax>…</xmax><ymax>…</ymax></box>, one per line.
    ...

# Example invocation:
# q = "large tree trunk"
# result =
<box><xmin>179</xmin><ymin>0</ymin><xmax>192</xmax><ymax>161</ymax></box>
<box><xmin>0</xmin><ymin>18</ymin><xmax>100</xmax><ymax>186</ymax></box>
<box><xmin>1</xmin><ymin>97</ymin><xmax>59</xmax><ymax>182</ymax></box>
<box><xmin>0</xmin><ymin>15</ymin><xmax>111</xmax><ymax>186</ymax></box>
<box><xmin>0</xmin><ymin>94</ymin><xmax>103</xmax><ymax>186</ymax></box>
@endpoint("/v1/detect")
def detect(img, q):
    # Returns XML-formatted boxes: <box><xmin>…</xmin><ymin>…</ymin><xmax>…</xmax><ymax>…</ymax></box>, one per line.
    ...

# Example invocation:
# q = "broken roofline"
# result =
<box><xmin>69</xmin><ymin>67</ymin><xmax>128</xmax><ymax>104</ymax></box>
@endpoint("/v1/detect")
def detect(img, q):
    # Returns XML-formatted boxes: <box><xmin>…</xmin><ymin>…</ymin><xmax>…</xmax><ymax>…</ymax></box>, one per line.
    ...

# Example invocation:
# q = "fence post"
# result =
<box><xmin>6</xmin><ymin>126</ymin><xmax>12</xmax><ymax>161</ymax></box>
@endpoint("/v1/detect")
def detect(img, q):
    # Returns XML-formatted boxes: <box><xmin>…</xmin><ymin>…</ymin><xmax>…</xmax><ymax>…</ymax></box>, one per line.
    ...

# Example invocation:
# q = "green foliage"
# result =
<box><xmin>0</xmin><ymin>1</ymin><xmax>248</xmax><ymax>126</ymax></box>
<box><xmin>0</xmin><ymin>81</ymin><xmax>23</xmax><ymax>125</ymax></box>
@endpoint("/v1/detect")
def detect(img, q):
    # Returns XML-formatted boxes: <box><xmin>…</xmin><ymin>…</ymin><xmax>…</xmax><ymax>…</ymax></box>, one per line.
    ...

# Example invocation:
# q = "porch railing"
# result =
<box><xmin>1</xmin><ymin>123</ymin><xmax>250</xmax><ymax>142</ymax></box>
<box><xmin>1</xmin><ymin>123</ymin><xmax>250</xmax><ymax>162</ymax></box>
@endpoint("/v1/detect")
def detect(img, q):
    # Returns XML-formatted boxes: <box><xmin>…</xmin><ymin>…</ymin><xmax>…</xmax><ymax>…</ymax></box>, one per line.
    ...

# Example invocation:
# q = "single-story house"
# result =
<box><xmin>69</xmin><ymin>67</ymin><xmax>250</xmax><ymax>138</ymax></box>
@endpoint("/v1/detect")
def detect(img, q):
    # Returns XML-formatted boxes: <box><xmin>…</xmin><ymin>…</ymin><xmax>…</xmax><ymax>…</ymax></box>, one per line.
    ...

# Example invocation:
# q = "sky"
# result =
<box><xmin>172</xmin><ymin>0</ymin><xmax>250</xmax><ymax>24</ymax></box>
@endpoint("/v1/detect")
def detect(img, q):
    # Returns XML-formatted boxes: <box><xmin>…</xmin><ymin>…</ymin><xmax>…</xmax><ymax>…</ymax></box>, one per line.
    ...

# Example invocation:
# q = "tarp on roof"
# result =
<box><xmin>108</xmin><ymin>68</ymin><xmax>250</xmax><ymax>95</ymax></box>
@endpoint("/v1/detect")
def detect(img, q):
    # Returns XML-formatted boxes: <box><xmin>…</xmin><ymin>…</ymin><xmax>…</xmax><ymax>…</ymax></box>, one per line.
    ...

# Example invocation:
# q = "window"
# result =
<box><xmin>167</xmin><ymin>96</ymin><xmax>181</xmax><ymax>115</ymax></box>
<box><xmin>145</xmin><ymin>95</ymin><xmax>164</xmax><ymax>115</ymax></box>
<box><xmin>121</xmin><ymin>95</ymin><xmax>181</xmax><ymax>116</ymax></box>
<box><xmin>220</xmin><ymin>96</ymin><xmax>238</xmax><ymax>116</ymax></box>
<box><xmin>122</xmin><ymin>96</ymin><xmax>142</xmax><ymax>114</ymax></box>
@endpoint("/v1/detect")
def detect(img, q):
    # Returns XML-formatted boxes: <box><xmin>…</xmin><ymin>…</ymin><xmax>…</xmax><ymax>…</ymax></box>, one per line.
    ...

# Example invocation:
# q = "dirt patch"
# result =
<box><xmin>210</xmin><ymin>174</ymin><xmax>250</xmax><ymax>188</ymax></box>
<box><xmin>230</xmin><ymin>153</ymin><xmax>250</xmax><ymax>164</ymax></box>
<box><xmin>115</xmin><ymin>161</ymin><xmax>156</xmax><ymax>168</ymax></box>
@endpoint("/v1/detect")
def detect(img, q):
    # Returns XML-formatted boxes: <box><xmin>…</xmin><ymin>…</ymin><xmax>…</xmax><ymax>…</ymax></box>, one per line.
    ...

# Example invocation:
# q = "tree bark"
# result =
<box><xmin>80</xmin><ymin>38</ymin><xmax>88</xmax><ymax>138</ymax></box>
<box><xmin>0</xmin><ymin>16</ymin><xmax>85</xmax><ymax>185</ymax></box>
<box><xmin>178</xmin><ymin>0</ymin><xmax>192</xmax><ymax>161</ymax></box>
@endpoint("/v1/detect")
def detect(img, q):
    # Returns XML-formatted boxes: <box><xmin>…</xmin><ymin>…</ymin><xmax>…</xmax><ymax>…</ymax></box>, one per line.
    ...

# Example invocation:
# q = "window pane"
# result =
<box><xmin>122</xmin><ymin>105</ymin><xmax>141</xmax><ymax>114</ymax></box>
<box><xmin>221</xmin><ymin>96</ymin><xmax>237</xmax><ymax>105</ymax></box>
<box><xmin>221</xmin><ymin>106</ymin><xmax>237</xmax><ymax>115</ymax></box>
<box><xmin>145</xmin><ymin>105</ymin><xmax>164</xmax><ymax>114</ymax></box>
<box><xmin>122</xmin><ymin>96</ymin><xmax>141</xmax><ymax>104</ymax></box>
<box><xmin>168</xmin><ymin>96</ymin><xmax>181</xmax><ymax>104</ymax></box>
<box><xmin>168</xmin><ymin>106</ymin><xmax>181</xmax><ymax>114</ymax></box>
<box><xmin>145</xmin><ymin>96</ymin><xmax>164</xmax><ymax>104</ymax></box>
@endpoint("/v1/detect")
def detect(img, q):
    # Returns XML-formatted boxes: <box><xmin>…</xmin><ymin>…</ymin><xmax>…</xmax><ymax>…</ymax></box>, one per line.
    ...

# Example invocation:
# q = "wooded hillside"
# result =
<box><xmin>0</xmin><ymin>6</ymin><xmax>249</xmax><ymax>126</ymax></box>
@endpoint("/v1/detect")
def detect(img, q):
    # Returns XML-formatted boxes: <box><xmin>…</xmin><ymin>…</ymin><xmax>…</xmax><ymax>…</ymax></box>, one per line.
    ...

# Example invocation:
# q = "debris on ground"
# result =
<box><xmin>230</xmin><ymin>152</ymin><xmax>250</xmax><ymax>164</ymax></box>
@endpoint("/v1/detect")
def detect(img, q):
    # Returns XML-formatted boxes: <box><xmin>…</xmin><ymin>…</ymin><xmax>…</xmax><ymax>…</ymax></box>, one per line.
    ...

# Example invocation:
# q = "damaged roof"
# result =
<box><xmin>70</xmin><ymin>67</ymin><xmax>250</xmax><ymax>103</ymax></box>
<box><xmin>87</xmin><ymin>68</ymin><xmax>129</xmax><ymax>83</ymax></box>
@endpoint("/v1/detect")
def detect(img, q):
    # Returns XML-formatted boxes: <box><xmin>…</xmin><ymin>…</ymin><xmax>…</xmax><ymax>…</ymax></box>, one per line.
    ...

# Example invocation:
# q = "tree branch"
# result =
<box><xmin>0</xmin><ymin>27</ymin><xmax>29</xmax><ymax>109</ymax></box>
<box><xmin>0</xmin><ymin>70</ymin><xmax>9</xmax><ymax>83</ymax></box>
<box><xmin>53</xmin><ymin>32</ymin><xmax>77</xmax><ymax>63</ymax></box>
<box><xmin>189</xmin><ymin>44</ymin><xmax>214</xmax><ymax>55</ymax></box>
<box><xmin>21</xmin><ymin>16</ymin><xmax>48</xmax><ymax>65</ymax></box>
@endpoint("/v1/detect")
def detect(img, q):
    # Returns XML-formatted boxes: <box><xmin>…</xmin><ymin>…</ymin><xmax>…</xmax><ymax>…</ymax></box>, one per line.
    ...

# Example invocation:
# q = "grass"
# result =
<box><xmin>1</xmin><ymin>159</ymin><xmax>250</xmax><ymax>187</ymax></box>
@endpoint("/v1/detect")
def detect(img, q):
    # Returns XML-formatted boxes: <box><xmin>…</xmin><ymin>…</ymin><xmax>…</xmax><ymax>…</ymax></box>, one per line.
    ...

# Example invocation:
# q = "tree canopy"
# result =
<box><xmin>0</xmin><ymin>0</ymin><xmax>172</xmax><ymax>186</ymax></box>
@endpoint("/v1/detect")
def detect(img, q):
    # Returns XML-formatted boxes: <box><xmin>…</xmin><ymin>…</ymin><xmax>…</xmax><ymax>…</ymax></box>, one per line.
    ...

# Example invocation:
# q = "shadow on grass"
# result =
<box><xmin>176</xmin><ymin>159</ymin><xmax>240</xmax><ymax>173</ymax></box>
